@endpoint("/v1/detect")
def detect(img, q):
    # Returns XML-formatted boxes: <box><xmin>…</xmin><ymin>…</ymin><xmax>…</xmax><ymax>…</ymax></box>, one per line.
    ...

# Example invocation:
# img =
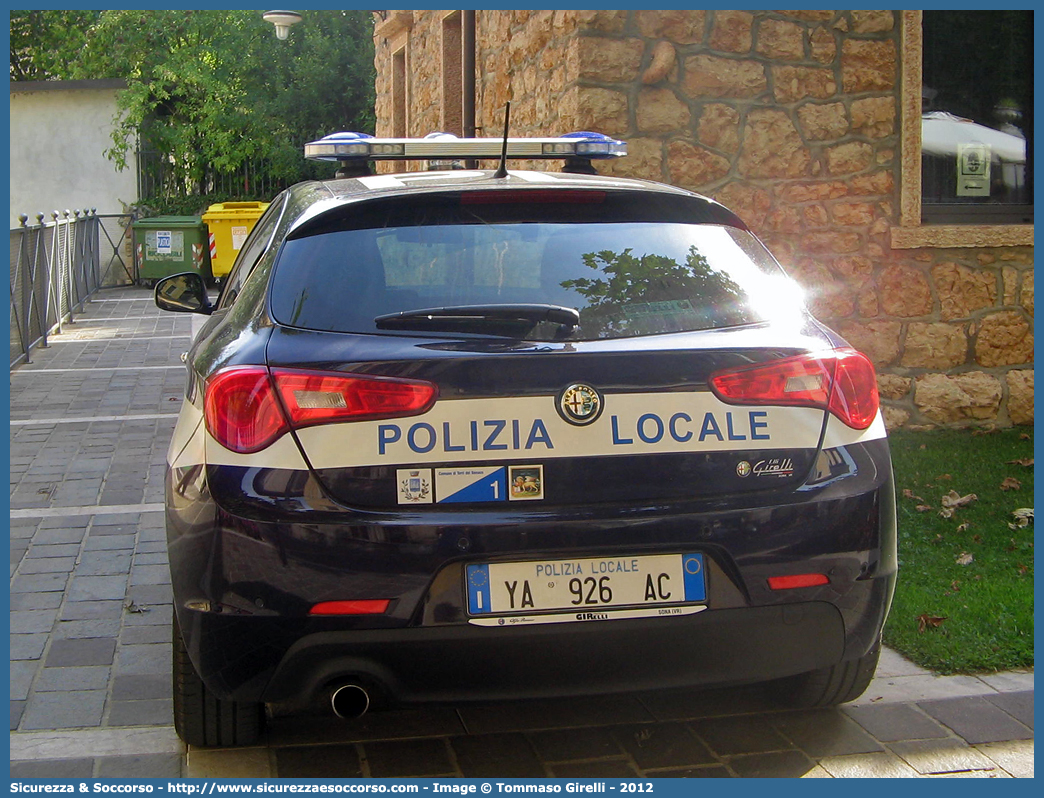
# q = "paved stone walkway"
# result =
<box><xmin>8</xmin><ymin>287</ymin><xmax>1034</xmax><ymax>779</ymax></box>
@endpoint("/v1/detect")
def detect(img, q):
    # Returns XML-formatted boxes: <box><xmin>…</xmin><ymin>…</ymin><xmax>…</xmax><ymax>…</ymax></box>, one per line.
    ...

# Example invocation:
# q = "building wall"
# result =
<box><xmin>9</xmin><ymin>80</ymin><xmax>138</xmax><ymax>228</ymax></box>
<box><xmin>372</xmin><ymin>10</ymin><xmax>1033</xmax><ymax>428</ymax></box>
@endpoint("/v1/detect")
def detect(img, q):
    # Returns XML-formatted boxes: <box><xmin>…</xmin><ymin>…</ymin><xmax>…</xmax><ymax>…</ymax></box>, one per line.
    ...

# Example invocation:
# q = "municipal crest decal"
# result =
<box><xmin>397</xmin><ymin>468</ymin><xmax>433</xmax><ymax>504</ymax></box>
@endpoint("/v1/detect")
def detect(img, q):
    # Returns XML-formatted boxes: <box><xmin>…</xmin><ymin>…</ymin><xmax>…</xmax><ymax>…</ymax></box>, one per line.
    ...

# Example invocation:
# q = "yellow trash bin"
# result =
<box><xmin>201</xmin><ymin>201</ymin><xmax>271</xmax><ymax>280</ymax></box>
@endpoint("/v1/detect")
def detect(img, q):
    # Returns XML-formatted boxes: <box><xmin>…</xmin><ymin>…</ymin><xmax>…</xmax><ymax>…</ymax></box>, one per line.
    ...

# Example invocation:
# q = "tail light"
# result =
<box><xmin>204</xmin><ymin>367</ymin><xmax>288</xmax><ymax>454</ymax></box>
<box><xmin>204</xmin><ymin>367</ymin><xmax>438</xmax><ymax>453</ymax></box>
<box><xmin>709</xmin><ymin>348</ymin><xmax>879</xmax><ymax>430</ymax></box>
<box><xmin>271</xmin><ymin>369</ymin><xmax>438</xmax><ymax>427</ymax></box>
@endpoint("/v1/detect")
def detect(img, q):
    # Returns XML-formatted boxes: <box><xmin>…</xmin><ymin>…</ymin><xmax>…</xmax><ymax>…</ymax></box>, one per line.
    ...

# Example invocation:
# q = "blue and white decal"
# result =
<box><xmin>435</xmin><ymin>466</ymin><xmax>507</xmax><ymax>504</ymax></box>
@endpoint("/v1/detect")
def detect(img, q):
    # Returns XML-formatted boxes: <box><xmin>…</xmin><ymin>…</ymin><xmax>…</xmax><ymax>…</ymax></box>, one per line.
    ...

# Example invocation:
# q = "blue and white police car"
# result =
<box><xmin>155</xmin><ymin>130</ymin><xmax>896</xmax><ymax>747</ymax></box>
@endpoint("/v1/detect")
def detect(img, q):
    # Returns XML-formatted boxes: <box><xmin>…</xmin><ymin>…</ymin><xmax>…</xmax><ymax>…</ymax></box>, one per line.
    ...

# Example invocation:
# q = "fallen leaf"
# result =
<box><xmin>955</xmin><ymin>551</ymin><xmax>974</xmax><ymax>565</ymax></box>
<box><xmin>917</xmin><ymin>613</ymin><xmax>947</xmax><ymax>633</ymax></box>
<box><xmin>916</xmin><ymin>504</ymin><xmax>933</xmax><ymax>513</ymax></box>
<box><xmin>1005</xmin><ymin>458</ymin><xmax>1033</xmax><ymax>467</ymax></box>
<box><xmin>999</xmin><ymin>477</ymin><xmax>1022</xmax><ymax>491</ymax></box>
<box><xmin>941</xmin><ymin>490</ymin><xmax>978</xmax><ymax>508</ymax></box>
<box><xmin>1011</xmin><ymin>508</ymin><xmax>1034</xmax><ymax>527</ymax></box>
<box><xmin>950</xmin><ymin>579</ymin><xmax>961</xmax><ymax>592</ymax></box>
<box><xmin>1020</xmin><ymin>433</ymin><xmax>1030</xmax><ymax>440</ymax></box>
<box><xmin>956</xmin><ymin>522</ymin><xmax>970</xmax><ymax>532</ymax></box>
<box><xmin>935</xmin><ymin>474</ymin><xmax>953</xmax><ymax>482</ymax></box>
<box><xmin>902</xmin><ymin>488</ymin><xmax>925</xmax><ymax>502</ymax></box>
<box><xmin>939</xmin><ymin>507</ymin><xmax>954</xmax><ymax>519</ymax></box>
<box><xmin>972</xmin><ymin>534</ymin><xmax>982</xmax><ymax>543</ymax></box>
<box><xmin>1016</xmin><ymin>563</ymin><xmax>1028</xmax><ymax>575</ymax></box>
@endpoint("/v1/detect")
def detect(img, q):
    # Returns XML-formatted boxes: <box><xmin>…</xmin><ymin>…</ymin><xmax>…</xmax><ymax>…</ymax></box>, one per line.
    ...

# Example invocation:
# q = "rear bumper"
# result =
<box><xmin>182</xmin><ymin>600</ymin><xmax>850</xmax><ymax>705</ymax></box>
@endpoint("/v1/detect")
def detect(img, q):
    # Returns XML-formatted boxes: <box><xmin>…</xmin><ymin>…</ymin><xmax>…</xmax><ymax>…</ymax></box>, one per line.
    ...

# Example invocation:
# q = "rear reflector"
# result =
<box><xmin>709</xmin><ymin>348</ymin><xmax>879</xmax><ymax>430</ymax></box>
<box><xmin>767</xmin><ymin>573</ymin><xmax>829</xmax><ymax>590</ymax></box>
<box><xmin>204</xmin><ymin>366</ymin><xmax>438</xmax><ymax>453</ymax></box>
<box><xmin>309</xmin><ymin>600</ymin><xmax>390</xmax><ymax>616</ymax></box>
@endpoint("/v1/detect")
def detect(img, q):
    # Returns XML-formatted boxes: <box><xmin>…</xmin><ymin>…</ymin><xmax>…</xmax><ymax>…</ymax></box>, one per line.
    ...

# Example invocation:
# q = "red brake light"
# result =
<box><xmin>709</xmin><ymin>348</ymin><xmax>878</xmax><ymax>430</ymax></box>
<box><xmin>204</xmin><ymin>367</ymin><xmax>438</xmax><ymax>453</ymax></box>
<box><xmin>460</xmin><ymin>190</ymin><xmax>605</xmax><ymax>205</ymax></box>
<box><xmin>204</xmin><ymin>367</ymin><xmax>289</xmax><ymax>454</ymax></box>
<box><xmin>826</xmin><ymin>349</ymin><xmax>880</xmax><ymax>431</ymax></box>
<box><xmin>271</xmin><ymin>369</ymin><xmax>438</xmax><ymax>428</ymax></box>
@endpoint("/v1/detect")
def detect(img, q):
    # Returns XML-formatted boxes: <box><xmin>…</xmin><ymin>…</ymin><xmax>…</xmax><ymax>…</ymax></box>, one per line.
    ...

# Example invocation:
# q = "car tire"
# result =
<box><xmin>767</xmin><ymin>638</ymin><xmax>881</xmax><ymax>708</ymax></box>
<box><xmin>172</xmin><ymin>615</ymin><xmax>265</xmax><ymax>747</ymax></box>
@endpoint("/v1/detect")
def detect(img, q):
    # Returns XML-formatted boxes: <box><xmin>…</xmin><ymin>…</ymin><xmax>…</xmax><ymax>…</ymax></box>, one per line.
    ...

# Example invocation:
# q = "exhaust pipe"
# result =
<box><xmin>330</xmin><ymin>683</ymin><xmax>371</xmax><ymax>719</ymax></box>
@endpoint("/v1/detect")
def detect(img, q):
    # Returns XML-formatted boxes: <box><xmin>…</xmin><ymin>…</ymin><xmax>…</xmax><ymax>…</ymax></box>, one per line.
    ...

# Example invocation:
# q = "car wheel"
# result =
<box><xmin>172</xmin><ymin>614</ymin><xmax>265</xmax><ymax>747</ymax></box>
<box><xmin>767</xmin><ymin>638</ymin><xmax>881</xmax><ymax>708</ymax></box>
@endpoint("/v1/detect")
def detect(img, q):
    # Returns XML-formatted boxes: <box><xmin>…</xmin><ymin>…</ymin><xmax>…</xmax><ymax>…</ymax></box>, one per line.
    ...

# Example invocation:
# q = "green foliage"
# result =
<box><xmin>10</xmin><ymin>11</ymin><xmax>101</xmax><ymax>81</ymax></box>
<box><xmin>11</xmin><ymin>10</ymin><xmax>375</xmax><ymax>199</ymax></box>
<box><xmin>132</xmin><ymin>194</ymin><xmax>238</xmax><ymax>219</ymax></box>
<box><xmin>562</xmin><ymin>246</ymin><xmax>750</xmax><ymax>337</ymax></box>
<box><xmin>885</xmin><ymin>427</ymin><xmax>1034</xmax><ymax>673</ymax></box>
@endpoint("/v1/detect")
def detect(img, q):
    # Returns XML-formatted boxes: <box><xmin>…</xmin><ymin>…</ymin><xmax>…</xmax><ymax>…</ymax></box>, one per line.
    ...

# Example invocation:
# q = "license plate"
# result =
<box><xmin>466</xmin><ymin>553</ymin><xmax>705</xmax><ymax>621</ymax></box>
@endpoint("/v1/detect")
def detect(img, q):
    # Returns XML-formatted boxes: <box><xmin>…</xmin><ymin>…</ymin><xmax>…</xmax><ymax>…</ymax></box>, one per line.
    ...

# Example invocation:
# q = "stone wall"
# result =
<box><xmin>474</xmin><ymin>10</ymin><xmax>582</xmax><ymax>137</ymax></box>
<box><xmin>373</xmin><ymin>9</ymin><xmax>1034</xmax><ymax>428</ymax></box>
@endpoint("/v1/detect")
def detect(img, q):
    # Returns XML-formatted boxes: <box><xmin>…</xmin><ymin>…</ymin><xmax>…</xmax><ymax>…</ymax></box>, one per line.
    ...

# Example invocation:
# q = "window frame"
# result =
<box><xmin>893</xmin><ymin>10</ymin><xmax>1034</xmax><ymax>249</ymax></box>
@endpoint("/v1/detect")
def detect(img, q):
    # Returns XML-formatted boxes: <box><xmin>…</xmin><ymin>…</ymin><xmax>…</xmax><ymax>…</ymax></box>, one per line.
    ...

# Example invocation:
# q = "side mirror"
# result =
<box><xmin>155</xmin><ymin>272</ymin><xmax>213</xmax><ymax>315</ymax></box>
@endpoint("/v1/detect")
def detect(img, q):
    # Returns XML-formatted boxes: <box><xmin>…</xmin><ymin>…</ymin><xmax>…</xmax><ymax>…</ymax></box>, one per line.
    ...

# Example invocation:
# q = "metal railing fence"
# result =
<box><xmin>10</xmin><ymin>210</ymin><xmax>137</xmax><ymax>369</ymax></box>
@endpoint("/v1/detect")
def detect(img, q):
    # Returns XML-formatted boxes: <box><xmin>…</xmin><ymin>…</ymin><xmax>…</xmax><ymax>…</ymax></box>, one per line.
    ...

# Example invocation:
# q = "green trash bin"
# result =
<box><xmin>133</xmin><ymin>216</ymin><xmax>213</xmax><ymax>286</ymax></box>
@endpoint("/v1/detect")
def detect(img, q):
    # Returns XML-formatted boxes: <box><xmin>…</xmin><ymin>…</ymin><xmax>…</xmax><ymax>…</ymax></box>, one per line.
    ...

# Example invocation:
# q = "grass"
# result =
<box><xmin>883</xmin><ymin>426</ymin><xmax>1034</xmax><ymax>674</ymax></box>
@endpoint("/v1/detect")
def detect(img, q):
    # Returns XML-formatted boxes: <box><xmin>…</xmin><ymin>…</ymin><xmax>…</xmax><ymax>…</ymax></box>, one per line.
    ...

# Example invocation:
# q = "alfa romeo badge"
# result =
<box><xmin>557</xmin><ymin>383</ymin><xmax>603</xmax><ymax>426</ymax></box>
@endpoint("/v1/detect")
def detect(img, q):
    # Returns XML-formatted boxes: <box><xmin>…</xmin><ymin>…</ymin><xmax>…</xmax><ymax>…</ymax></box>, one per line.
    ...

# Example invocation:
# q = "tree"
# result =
<box><xmin>11</xmin><ymin>10</ymin><xmax>375</xmax><ymax>204</ymax></box>
<box><xmin>562</xmin><ymin>247</ymin><xmax>751</xmax><ymax>338</ymax></box>
<box><xmin>10</xmin><ymin>11</ymin><xmax>100</xmax><ymax>81</ymax></box>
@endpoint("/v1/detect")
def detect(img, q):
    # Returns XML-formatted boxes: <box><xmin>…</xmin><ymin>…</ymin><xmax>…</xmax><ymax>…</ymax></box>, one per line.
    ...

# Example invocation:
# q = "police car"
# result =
<box><xmin>155</xmin><ymin>130</ymin><xmax>896</xmax><ymax>747</ymax></box>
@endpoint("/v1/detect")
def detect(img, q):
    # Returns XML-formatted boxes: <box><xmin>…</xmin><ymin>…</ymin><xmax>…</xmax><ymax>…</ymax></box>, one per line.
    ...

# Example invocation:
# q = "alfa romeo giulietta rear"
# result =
<box><xmin>159</xmin><ymin>133</ymin><xmax>896</xmax><ymax>746</ymax></box>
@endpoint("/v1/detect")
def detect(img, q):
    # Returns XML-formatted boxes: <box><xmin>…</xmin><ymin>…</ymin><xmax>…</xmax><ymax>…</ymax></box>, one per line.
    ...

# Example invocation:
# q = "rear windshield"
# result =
<box><xmin>269</xmin><ymin>192</ymin><xmax>803</xmax><ymax>340</ymax></box>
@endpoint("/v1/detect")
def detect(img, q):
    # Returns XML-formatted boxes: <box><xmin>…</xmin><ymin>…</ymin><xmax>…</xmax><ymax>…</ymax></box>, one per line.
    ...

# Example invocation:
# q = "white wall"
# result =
<box><xmin>9</xmin><ymin>79</ymin><xmax>138</xmax><ymax>227</ymax></box>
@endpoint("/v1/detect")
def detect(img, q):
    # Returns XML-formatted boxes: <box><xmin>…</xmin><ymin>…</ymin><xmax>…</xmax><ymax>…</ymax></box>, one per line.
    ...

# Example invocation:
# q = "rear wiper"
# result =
<box><xmin>374</xmin><ymin>303</ymin><xmax>579</xmax><ymax>338</ymax></box>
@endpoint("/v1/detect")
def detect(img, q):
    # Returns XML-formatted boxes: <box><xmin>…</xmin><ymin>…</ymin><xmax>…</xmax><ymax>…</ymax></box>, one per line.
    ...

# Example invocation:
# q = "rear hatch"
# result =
<box><xmin>263</xmin><ymin>183</ymin><xmax>838</xmax><ymax>510</ymax></box>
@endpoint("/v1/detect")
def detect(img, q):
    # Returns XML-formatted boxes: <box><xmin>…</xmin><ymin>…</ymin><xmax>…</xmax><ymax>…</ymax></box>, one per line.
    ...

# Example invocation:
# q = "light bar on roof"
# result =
<box><xmin>304</xmin><ymin>131</ymin><xmax>627</xmax><ymax>162</ymax></box>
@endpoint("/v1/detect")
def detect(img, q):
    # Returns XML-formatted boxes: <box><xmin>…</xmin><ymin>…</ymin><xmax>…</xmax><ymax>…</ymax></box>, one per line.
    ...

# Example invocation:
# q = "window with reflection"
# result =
<box><xmin>921</xmin><ymin>10</ymin><xmax>1032</xmax><ymax>224</ymax></box>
